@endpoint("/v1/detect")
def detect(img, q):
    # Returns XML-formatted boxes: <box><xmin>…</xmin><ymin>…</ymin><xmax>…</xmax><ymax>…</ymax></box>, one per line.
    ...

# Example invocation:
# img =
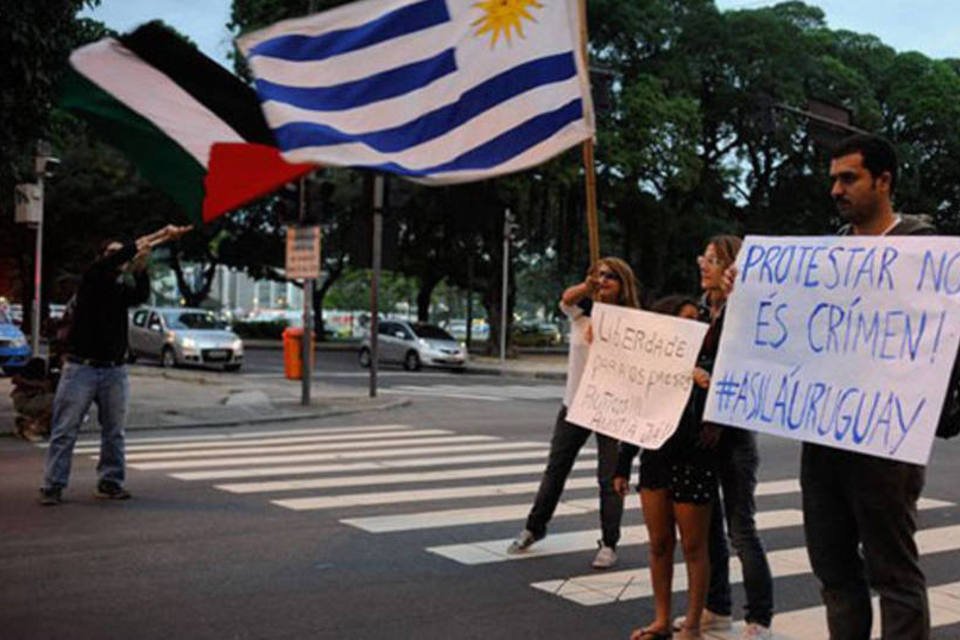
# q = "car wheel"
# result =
<box><xmin>126</xmin><ymin>351</ymin><xmax>137</xmax><ymax>364</ymax></box>
<box><xmin>403</xmin><ymin>350</ymin><xmax>421</xmax><ymax>371</ymax></box>
<box><xmin>358</xmin><ymin>347</ymin><xmax>371</xmax><ymax>368</ymax></box>
<box><xmin>160</xmin><ymin>346</ymin><xmax>177</xmax><ymax>368</ymax></box>
<box><xmin>224</xmin><ymin>363</ymin><xmax>241</xmax><ymax>373</ymax></box>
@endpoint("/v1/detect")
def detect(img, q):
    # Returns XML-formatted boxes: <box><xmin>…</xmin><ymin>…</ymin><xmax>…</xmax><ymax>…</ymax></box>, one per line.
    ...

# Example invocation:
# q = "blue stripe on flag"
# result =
<box><xmin>255</xmin><ymin>48</ymin><xmax>456</xmax><ymax>112</ymax></box>
<box><xmin>273</xmin><ymin>52</ymin><xmax>577</xmax><ymax>153</ymax></box>
<box><xmin>372</xmin><ymin>98</ymin><xmax>584</xmax><ymax>177</ymax></box>
<box><xmin>249</xmin><ymin>0</ymin><xmax>450</xmax><ymax>61</ymax></box>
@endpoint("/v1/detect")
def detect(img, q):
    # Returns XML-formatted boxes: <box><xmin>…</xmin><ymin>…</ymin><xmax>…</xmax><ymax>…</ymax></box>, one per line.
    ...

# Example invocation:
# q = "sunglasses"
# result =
<box><xmin>597</xmin><ymin>270</ymin><xmax>621</xmax><ymax>283</ymax></box>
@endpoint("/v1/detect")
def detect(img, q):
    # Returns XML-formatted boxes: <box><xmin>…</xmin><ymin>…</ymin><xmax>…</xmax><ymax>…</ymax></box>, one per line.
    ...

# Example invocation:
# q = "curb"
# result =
<box><xmin>0</xmin><ymin>397</ymin><xmax>414</xmax><ymax>439</ymax></box>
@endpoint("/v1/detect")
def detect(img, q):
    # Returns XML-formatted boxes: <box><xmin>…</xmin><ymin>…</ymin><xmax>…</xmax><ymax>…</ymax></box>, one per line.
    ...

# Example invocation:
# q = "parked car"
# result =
<box><xmin>359</xmin><ymin>320</ymin><xmax>467</xmax><ymax>371</ymax></box>
<box><xmin>129</xmin><ymin>307</ymin><xmax>243</xmax><ymax>371</ymax></box>
<box><xmin>513</xmin><ymin>321</ymin><xmax>563</xmax><ymax>347</ymax></box>
<box><xmin>0</xmin><ymin>307</ymin><xmax>31</xmax><ymax>375</ymax></box>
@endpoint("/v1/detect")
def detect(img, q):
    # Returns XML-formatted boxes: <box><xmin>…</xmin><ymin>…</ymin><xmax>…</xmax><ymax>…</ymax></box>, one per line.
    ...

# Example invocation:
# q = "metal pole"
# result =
<box><xmin>299</xmin><ymin>176</ymin><xmax>312</xmax><ymax>406</ymax></box>
<box><xmin>369</xmin><ymin>174</ymin><xmax>384</xmax><ymax>398</ymax></box>
<box><xmin>500</xmin><ymin>208</ymin><xmax>510</xmax><ymax>363</ymax></box>
<box><xmin>465</xmin><ymin>255</ymin><xmax>473</xmax><ymax>350</ymax></box>
<box><xmin>31</xmin><ymin>178</ymin><xmax>43</xmax><ymax>355</ymax></box>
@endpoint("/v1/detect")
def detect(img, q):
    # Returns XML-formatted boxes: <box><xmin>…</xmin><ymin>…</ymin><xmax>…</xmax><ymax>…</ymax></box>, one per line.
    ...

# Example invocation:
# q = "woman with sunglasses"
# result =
<box><xmin>507</xmin><ymin>257</ymin><xmax>641</xmax><ymax>569</ymax></box>
<box><xmin>616</xmin><ymin>235</ymin><xmax>760</xmax><ymax>640</ymax></box>
<box><xmin>680</xmin><ymin>235</ymin><xmax>774</xmax><ymax>640</ymax></box>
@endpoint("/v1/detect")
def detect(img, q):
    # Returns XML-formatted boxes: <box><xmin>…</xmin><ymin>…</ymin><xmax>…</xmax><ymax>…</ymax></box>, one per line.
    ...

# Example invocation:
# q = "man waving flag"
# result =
<box><xmin>237</xmin><ymin>0</ymin><xmax>594</xmax><ymax>184</ymax></box>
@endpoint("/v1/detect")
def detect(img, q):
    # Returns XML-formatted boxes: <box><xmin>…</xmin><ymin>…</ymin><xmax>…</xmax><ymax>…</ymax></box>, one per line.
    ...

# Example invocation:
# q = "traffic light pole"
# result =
<box><xmin>299</xmin><ymin>175</ymin><xmax>312</xmax><ymax>406</ymax></box>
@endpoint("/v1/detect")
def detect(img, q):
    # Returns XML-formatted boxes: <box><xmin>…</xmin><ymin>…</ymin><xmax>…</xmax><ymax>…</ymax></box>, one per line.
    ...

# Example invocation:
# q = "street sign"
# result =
<box><xmin>14</xmin><ymin>183</ymin><xmax>42</xmax><ymax>224</ymax></box>
<box><xmin>285</xmin><ymin>225</ymin><xmax>321</xmax><ymax>280</ymax></box>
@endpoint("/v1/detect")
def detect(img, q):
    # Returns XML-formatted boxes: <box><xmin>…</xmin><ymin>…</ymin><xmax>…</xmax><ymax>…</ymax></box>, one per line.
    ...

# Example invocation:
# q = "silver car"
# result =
<box><xmin>129</xmin><ymin>307</ymin><xmax>243</xmax><ymax>371</ymax></box>
<box><xmin>359</xmin><ymin>320</ymin><xmax>467</xmax><ymax>371</ymax></box>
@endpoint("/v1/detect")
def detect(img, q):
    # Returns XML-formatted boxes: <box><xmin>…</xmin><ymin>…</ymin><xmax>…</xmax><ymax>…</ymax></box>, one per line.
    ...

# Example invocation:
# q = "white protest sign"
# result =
<box><xmin>704</xmin><ymin>235</ymin><xmax>960</xmax><ymax>465</ymax></box>
<box><xmin>567</xmin><ymin>302</ymin><xmax>709</xmax><ymax>449</ymax></box>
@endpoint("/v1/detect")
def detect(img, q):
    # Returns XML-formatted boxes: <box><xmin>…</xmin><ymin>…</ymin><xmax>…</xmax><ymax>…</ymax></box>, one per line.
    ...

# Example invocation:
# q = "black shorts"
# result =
<box><xmin>639</xmin><ymin>449</ymin><xmax>717</xmax><ymax>505</ymax></box>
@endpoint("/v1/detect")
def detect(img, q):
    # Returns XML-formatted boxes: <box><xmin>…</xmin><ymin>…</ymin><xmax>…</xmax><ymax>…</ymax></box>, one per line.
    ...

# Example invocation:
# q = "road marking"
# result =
<box><xmin>379</xmin><ymin>387</ymin><xmax>508</xmax><ymax>402</ymax></box>
<box><xmin>215</xmin><ymin>460</ymin><xmax>596</xmax><ymax>494</ymax></box>
<box><xmin>272</xmin><ymin>475</ymin><xmax>599</xmax><ymax>511</ymax></box>
<box><xmin>765</xmin><ymin>578</ymin><xmax>960</xmax><ymax>640</ymax></box>
<box><xmin>42</xmin><ymin>423</ymin><xmax>413</xmax><ymax>448</ymax></box>
<box><xmin>122</xmin><ymin>430</ymin><xmax>454</xmax><ymax>460</ymax></box>
<box><xmin>166</xmin><ymin>441</ymin><xmax>552</xmax><ymax>480</ymax></box>
<box><xmin>529</xmin><ymin>502</ymin><xmax>957</xmax><ymax>606</ymax></box>
<box><xmin>342</xmin><ymin>498</ymin><xmax>599</xmax><ymax>533</ymax></box>
<box><xmin>128</xmin><ymin>435</ymin><xmax>499</xmax><ymax>470</ymax></box>
<box><xmin>428</xmin><ymin>509</ymin><xmax>804</xmax><ymax>566</ymax></box>
<box><xmin>72</xmin><ymin>424</ymin><xmax>414</xmax><ymax>453</ymax></box>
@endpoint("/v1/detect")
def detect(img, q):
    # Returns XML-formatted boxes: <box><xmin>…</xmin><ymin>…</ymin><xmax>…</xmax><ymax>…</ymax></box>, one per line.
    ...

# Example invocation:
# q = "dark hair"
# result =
<box><xmin>650</xmin><ymin>294</ymin><xmax>698</xmax><ymax>317</ymax></box>
<box><xmin>830</xmin><ymin>133</ymin><xmax>898</xmax><ymax>195</ymax></box>
<box><xmin>707</xmin><ymin>234</ymin><xmax>743</xmax><ymax>269</ymax></box>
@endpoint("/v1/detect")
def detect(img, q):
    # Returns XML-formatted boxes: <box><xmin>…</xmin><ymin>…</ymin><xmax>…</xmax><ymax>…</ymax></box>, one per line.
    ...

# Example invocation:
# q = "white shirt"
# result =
<box><xmin>560</xmin><ymin>300</ymin><xmax>590</xmax><ymax>407</ymax></box>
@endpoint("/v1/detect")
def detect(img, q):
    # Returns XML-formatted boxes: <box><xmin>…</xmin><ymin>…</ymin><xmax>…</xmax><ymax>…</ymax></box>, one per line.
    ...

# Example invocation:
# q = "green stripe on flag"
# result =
<box><xmin>59</xmin><ymin>68</ymin><xmax>207</xmax><ymax>223</ymax></box>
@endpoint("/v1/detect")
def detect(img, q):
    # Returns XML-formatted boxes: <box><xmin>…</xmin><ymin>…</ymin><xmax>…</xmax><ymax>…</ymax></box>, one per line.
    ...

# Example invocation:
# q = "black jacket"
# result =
<box><xmin>68</xmin><ymin>241</ymin><xmax>150</xmax><ymax>362</ymax></box>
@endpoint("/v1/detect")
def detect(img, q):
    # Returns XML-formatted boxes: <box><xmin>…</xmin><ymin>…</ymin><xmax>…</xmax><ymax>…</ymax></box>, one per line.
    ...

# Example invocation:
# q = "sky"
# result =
<box><xmin>81</xmin><ymin>0</ymin><xmax>957</xmax><ymax>69</ymax></box>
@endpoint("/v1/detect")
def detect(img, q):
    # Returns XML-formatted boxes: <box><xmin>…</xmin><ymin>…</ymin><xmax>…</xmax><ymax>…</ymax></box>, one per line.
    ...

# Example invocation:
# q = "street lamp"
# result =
<box><xmin>13</xmin><ymin>141</ymin><xmax>58</xmax><ymax>355</ymax></box>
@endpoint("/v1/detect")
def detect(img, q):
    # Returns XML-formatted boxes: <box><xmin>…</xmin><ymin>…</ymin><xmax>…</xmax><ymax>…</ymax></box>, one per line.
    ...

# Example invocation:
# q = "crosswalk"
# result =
<box><xmin>61</xmin><ymin>423</ymin><xmax>960</xmax><ymax>639</ymax></box>
<box><xmin>381</xmin><ymin>383</ymin><xmax>565</xmax><ymax>402</ymax></box>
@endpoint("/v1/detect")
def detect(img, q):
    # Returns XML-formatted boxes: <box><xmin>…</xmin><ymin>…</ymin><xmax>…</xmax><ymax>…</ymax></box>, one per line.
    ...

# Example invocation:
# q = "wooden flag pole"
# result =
<box><xmin>578</xmin><ymin>0</ymin><xmax>600</xmax><ymax>265</ymax></box>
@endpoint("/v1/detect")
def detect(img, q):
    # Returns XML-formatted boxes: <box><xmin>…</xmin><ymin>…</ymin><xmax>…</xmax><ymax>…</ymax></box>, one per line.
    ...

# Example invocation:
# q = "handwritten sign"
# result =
<box><xmin>704</xmin><ymin>235</ymin><xmax>960</xmax><ymax>465</ymax></box>
<box><xmin>286</xmin><ymin>225</ymin><xmax>321</xmax><ymax>280</ymax></box>
<box><xmin>567</xmin><ymin>302</ymin><xmax>709</xmax><ymax>449</ymax></box>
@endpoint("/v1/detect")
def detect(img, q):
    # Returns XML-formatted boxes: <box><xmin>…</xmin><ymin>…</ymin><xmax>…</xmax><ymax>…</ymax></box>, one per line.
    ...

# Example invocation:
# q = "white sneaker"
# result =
<box><xmin>591</xmin><ymin>543</ymin><xmax>617</xmax><ymax>569</ymax></box>
<box><xmin>673</xmin><ymin>609</ymin><xmax>733</xmax><ymax>631</ymax></box>
<box><xmin>506</xmin><ymin>529</ymin><xmax>543</xmax><ymax>554</ymax></box>
<box><xmin>740</xmin><ymin>623</ymin><xmax>773</xmax><ymax>639</ymax></box>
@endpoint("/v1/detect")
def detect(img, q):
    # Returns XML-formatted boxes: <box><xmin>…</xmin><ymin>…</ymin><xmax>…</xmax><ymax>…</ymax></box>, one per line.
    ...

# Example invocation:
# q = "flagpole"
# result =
<box><xmin>369</xmin><ymin>174</ymin><xmax>384</xmax><ymax>398</ymax></box>
<box><xmin>578</xmin><ymin>0</ymin><xmax>600</xmax><ymax>265</ymax></box>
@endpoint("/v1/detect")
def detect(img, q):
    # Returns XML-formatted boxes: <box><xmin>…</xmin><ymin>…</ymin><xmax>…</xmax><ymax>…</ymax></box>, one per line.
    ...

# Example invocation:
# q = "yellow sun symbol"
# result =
<box><xmin>472</xmin><ymin>0</ymin><xmax>544</xmax><ymax>49</ymax></box>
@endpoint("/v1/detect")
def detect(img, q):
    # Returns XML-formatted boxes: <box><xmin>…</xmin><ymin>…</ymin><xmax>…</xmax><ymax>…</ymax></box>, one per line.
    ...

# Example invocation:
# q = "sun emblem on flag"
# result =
<box><xmin>472</xmin><ymin>0</ymin><xmax>544</xmax><ymax>48</ymax></box>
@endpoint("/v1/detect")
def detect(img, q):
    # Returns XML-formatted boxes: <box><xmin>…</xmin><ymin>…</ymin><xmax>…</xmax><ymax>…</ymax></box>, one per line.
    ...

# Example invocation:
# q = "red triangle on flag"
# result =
<box><xmin>202</xmin><ymin>142</ymin><xmax>315</xmax><ymax>223</ymax></box>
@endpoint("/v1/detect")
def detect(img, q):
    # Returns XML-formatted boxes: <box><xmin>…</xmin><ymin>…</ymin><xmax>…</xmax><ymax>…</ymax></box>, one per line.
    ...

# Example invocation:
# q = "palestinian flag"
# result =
<box><xmin>60</xmin><ymin>22</ymin><xmax>314</xmax><ymax>224</ymax></box>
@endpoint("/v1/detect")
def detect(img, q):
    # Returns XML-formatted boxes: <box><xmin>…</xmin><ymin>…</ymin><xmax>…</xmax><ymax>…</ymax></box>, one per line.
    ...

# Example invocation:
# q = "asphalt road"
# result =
<box><xmin>4</xmin><ymin>387</ymin><xmax>960</xmax><ymax>639</ymax></box>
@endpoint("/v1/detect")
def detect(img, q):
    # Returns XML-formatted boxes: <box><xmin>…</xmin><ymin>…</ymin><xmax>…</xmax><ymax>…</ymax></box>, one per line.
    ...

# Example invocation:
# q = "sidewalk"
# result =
<box><xmin>0</xmin><ymin>353</ymin><xmax>567</xmax><ymax>436</ymax></box>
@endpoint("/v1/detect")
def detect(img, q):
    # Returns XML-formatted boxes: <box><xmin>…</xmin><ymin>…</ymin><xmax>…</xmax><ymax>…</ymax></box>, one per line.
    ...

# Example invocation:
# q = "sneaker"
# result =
<box><xmin>673</xmin><ymin>609</ymin><xmax>733</xmax><ymax>632</ymax></box>
<box><xmin>94</xmin><ymin>481</ymin><xmax>131</xmax><ymax>500</ymax></box>
<box><xmin>591</xmin><ymin>542</ymin><xmax>617</xmax><ymax>569</ymax></box>
<box><xmin>506</xmin><ymin>529</ymin><xmax>543</xmax><ymax>554</ymax></box>
<box><xmin>740</xmin><ymin>623</ymin><xmax>773</xmax><ymax>639</ymax></box>
<box><xmin>39</xmin><ymin>487</ymin><xmax>62</xmax><ymax>506</ymax></box>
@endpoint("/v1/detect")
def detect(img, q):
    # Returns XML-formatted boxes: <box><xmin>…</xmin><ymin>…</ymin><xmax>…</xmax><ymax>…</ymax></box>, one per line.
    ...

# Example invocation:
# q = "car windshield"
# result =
<box><xmin>412</xmin><ymin>324</ymin><xmax>454</xmax><ymax>340</ymax></box>
<box><xmin>163</xmin><ymin>311</ymin><xmax>225</xmax><ymax>330</ymax></box>
<box><xmin>0</xmin><ymin>309</ymin><xmax>9</xmax><ymax>324</ymax></box>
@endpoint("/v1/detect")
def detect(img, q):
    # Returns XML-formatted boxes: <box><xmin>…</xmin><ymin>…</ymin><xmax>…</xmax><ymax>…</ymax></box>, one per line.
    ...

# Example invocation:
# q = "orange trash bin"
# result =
<box><xmin>282</xmin><ymin>327</ymin><xmax>315</xmax><ymax>380</ymax></box>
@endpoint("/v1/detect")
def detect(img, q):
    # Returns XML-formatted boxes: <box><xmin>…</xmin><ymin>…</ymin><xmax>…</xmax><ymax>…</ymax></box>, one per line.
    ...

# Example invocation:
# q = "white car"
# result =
<box><xmin>129</xmin><ymin>307</ymin><xmax>243</xmax><ymax>371</ymax></box>
<box><xmin>359</xmin><ymin>320</ymin><xmax>466</xmax><ymax>371</ymax></box>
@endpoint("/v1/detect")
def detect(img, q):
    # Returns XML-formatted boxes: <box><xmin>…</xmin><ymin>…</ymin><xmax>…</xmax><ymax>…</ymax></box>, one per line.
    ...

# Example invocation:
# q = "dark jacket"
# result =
<box><xmin>68</xmin><ymin>241</ymin><xmax>150</xmax><ymax>362</ymax></box>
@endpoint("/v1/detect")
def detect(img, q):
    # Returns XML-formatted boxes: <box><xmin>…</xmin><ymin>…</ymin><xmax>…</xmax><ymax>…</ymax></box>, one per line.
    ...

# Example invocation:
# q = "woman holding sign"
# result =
<box><xmin>691</xmin><ymin>236</ymin><xmax>774</xmax><ymax>640</ymax></box>
<box><xmin>507</xmin><ymin>258</ymin><xmax>640</xmax><ymax>570</ymax></box>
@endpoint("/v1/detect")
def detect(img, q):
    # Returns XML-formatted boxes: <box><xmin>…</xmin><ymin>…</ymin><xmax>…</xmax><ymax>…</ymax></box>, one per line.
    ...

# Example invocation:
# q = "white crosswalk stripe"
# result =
<box><xmin>381</xmin><ymin>383</ymin><xmax>564</xmax><ymax>402</ymax></box>
<box><xmin>71</xmin><ymin>423</ymin><xmax>960</xmax><ymax>639</ymax></box>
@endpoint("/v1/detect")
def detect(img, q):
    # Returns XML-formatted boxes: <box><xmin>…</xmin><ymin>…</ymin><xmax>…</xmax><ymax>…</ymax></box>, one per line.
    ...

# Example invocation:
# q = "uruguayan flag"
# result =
<box><xmin>237</xmin><ymin>0</ymin><xmax>594</xmax><ymax>184</ymax></box>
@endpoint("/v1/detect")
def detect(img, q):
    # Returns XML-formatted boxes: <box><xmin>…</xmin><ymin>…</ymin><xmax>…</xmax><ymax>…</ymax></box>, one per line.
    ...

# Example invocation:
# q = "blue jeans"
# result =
<box><xmin>43</xmin><ymin>362</ymin><xmax>130</xmax><ymax>490</ymax></box>
<box><xmin>525</xmin><ymin>406</ymin><xmax>623</xmax><ymax>548</ymax></box>
<box><xmin>707</xmin><ymin>429</ymin><xmax>774</xmax><ymax>626</ymax></box>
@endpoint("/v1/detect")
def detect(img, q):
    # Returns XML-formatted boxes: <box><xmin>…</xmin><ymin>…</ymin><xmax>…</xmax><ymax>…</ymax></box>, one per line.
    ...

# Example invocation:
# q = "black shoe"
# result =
<box><xmin>94</xmin><ymin>481</ymin><xmax>131</xmax><ymax>500</ymax></box>
<box><xmin>39</xmin><ymin>487</ymin><xmax>62</xmax><ymax>506</ymax></box>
